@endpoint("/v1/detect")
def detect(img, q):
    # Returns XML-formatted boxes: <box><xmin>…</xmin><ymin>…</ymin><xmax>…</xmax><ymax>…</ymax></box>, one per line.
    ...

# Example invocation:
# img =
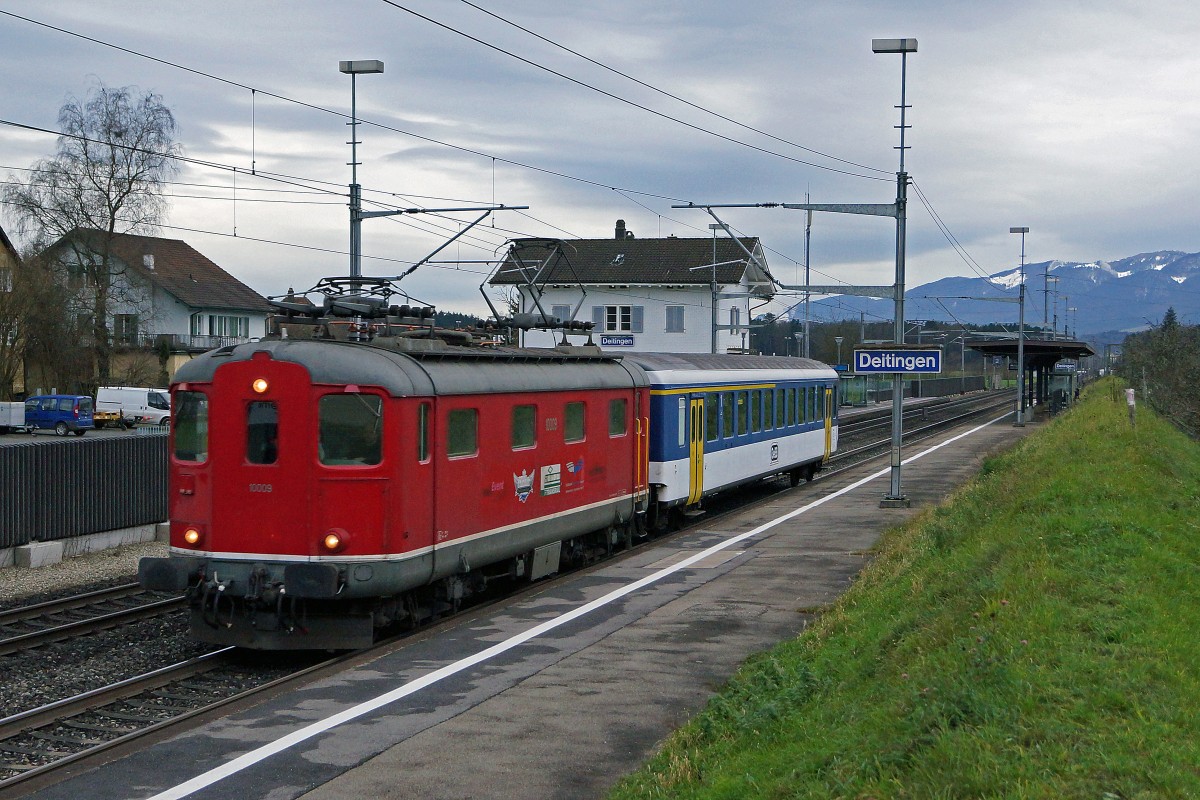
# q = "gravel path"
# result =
<box><xmin>0</xmin><ymin>541</ymin><xmax>167</xmax><ymax>608</ymax></box>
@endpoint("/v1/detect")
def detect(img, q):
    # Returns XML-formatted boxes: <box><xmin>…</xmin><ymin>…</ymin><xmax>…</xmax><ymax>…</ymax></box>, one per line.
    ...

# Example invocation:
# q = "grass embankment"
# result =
<box><xmin>612</xmin><ymin>380</ymin><xmax>1200</xmax><ymax>799</ymax></box>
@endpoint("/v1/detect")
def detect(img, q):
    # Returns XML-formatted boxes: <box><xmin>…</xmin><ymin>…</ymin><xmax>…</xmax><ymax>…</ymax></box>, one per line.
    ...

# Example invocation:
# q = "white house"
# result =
<box><xmin>45</xmin><ymin>228</ymin><xmax>272</xmax><ymax>353</ymax></box>
<box><xmin>490</xmin><ymin>220</ymin><xmax>776</xmax><ymax>353</ymax></box>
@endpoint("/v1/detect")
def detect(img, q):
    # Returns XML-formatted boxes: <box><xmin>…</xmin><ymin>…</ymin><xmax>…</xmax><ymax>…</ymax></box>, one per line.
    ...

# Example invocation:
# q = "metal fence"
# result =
<box><xmin>0</xmin><ymin>433</ymin><xmax>167</xmax><ymax>549</ymax></box>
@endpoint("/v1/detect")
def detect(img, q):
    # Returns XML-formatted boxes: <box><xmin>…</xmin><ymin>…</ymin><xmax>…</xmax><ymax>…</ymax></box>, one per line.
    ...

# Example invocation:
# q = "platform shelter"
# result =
<box><xmin>967</xmin><ymin>337</ymin><xmax>1095</xmax><ymax>417</ymax></box>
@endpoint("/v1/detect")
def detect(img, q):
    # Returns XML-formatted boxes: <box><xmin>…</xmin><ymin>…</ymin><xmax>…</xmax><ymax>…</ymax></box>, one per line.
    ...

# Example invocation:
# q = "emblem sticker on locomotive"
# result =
<box><xmin>540</xmin><ymin>464</ymin><xmax>561</xmax><ymax>496</ymax></box>
<box><xmin>514</xmin><ymin>469</ymin><xmax>535</xmax><ymax>503</ymax></box>
<box><xmin>565</xmin><ymin>459</ymin><xmax>585</xmax><ymax>492</ymax></box>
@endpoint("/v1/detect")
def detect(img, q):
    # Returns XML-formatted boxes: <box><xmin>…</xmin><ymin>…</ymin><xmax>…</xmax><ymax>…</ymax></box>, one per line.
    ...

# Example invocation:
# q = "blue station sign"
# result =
<box><xmin>853</xmin><ymin>349</ymin><xmax>942</xmax><ymax>374</ymax></box>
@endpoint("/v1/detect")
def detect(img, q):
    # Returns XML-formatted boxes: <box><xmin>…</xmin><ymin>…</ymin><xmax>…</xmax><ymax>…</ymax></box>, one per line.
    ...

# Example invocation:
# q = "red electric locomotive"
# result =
<box><xmin>140</xmin><ymin>326</ymin><xmax>650</xmax><ymax>649</ymax></box>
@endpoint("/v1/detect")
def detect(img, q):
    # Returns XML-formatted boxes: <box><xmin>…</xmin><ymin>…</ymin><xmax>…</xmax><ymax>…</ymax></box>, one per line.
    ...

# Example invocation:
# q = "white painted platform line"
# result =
<box><xmin>146</xmin><ymin>413</ymin><xmax>1010</xmax><ymax>800</ymax></box>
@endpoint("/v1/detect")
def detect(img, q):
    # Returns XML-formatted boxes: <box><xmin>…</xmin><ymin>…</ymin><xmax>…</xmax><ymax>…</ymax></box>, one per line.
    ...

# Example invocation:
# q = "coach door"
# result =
<box><xmin>687</xmin><ymin>395</ymin><xmax>705</xmax><ymax>504</ymax></box>
<box><xmin>823</xmin><ymin>386</ymin><xmax>834</xmax><ymax>460</ymax></box>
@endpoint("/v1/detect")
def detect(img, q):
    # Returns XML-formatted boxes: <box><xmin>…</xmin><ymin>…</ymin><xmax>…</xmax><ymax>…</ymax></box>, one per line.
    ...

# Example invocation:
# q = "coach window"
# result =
<box><xmin>705</xmin><ymin>393</ymin><xmax>719</xmax><ymax>442</ymax></box>
<box><xmin>417</xmin><ymin>403</ymin><xmax>430</xmax><ymax>462</ymax></box>
<box><xmin>721</xmin><ymin>392</ymin><xmax>735</xmax><ymax>439</ymax></box>
<box><xmin>512</xmin><ymin>404</ymin><xmax>536</xmax><ymax>450</ymax></box>
<box><xmin>565</xmin><ymin>401</ymin><xmax>585</xmax><ymax>443</ymax></box>
<box><xmin>246</xmin><ymin>401</ymin><xmax>278</xmax><ymax>465</ymax></box>
<box><xmin>750</xmin><ymin>389</ymin><xmax>761</xmax><ymax>432</ymax></box>
<box><xmin>447</xmin><ymin>408</ymin><xmax>478</xmax><ymax>457</ymax></box>
<box><xmin>609</xmin><ymin>398</ymin><xmax>628</xmax><ymax>436</ymax></box>
<box><xmin>319</xmin><ymin>394</ymin><xmax>382</xmax><ymax>466</ymax></box>
<box><xmin>736</xmin><ymin>391</ymin><xmax>749</xmax><ymax>435</ymax></box>
<box><xmin>786</xmin><ymin>387</ymin><xmax>795</xmax><ymax>427</ymax></box>
<box><xmin>677</xmin><ymin>397</ymin><xmax>687</xmax><ymax>448</ymax></box>
<box><xmin>173</xmin><ymin>391</ymin><xmax>208</xmax><ymax>462</ymax></box>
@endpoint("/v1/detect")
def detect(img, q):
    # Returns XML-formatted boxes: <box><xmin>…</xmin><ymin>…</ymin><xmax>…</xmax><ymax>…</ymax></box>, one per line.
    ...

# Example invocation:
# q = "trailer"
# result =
<box><xmin>0</xmin><ymin>401</ymin><xmax>27</xmax><ymax>434</ymax></box>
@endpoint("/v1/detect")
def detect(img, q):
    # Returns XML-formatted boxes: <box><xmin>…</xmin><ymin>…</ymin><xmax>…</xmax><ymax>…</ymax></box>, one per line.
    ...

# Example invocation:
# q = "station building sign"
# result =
<box><xmin>600</xmin><ymin>334</ymin><xmax>635</xmax><ymax>347</ymax></box>
<box><xmin>853</xmin><ymin>348</ymin><xmax>942</xmax><ymax>373</ymax></box>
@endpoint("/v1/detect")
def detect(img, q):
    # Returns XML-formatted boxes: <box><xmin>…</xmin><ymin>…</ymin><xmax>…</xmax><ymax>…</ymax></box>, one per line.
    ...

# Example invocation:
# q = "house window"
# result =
<box><xmin>595</xmin><ymin>305</ymin><xmax>643</xmax><ymax>333</ymax></box>
<box><xmin>665</xmin><ymin>305</ymin><xmax>685</xmax><ymax>333</ymax></box>
<box><xmin>208</xmin><ymin>315</ymin><xmax>249</xmax><ymax>338</ymax></box>
<box><xmin>114</xmin><ymin>314</ymin><xmax>138</xmax><ymax>345</ymax></box>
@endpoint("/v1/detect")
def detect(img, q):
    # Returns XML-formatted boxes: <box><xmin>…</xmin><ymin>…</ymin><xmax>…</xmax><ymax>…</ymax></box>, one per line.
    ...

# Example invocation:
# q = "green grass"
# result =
<box><xmin>611</xmin><ymin>380</ymin><xmax>1200</xmax><ymax>799</ymax></box>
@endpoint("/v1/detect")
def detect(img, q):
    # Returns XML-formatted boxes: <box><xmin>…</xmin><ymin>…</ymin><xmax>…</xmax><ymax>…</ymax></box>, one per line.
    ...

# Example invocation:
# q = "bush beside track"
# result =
<box><xmin>610</xmin><ymin>378</ymin><xmax>1200</xmax><ymax>799</ymax></box>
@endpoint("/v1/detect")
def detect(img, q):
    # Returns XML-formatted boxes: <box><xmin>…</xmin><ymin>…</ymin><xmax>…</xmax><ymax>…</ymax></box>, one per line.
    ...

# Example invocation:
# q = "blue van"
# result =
<box><xmin>24</xmin><ymin>394</ymin><xmax>94</xmax><ymax>436</ymax></box>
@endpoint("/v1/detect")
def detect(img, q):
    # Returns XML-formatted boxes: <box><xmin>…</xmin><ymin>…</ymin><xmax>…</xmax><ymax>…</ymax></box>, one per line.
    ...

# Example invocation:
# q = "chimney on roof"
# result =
<box><xmin>143</xmin><ymin>254</ymin><xmax>155</xmax><ymax>270</ymax></box>
<box><xmin>614</xmin><ymin>219</ymin><xmax>634</xmax><ymax>240</ymax></box>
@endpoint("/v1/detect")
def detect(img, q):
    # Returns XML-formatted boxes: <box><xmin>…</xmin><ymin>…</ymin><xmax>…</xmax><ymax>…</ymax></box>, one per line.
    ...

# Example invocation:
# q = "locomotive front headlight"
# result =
<box><xmin>252</xmin><ymin>378</ymin><xmax>269</xmax><ymax>394</ymax></box>
<box><xmin>322</xmin><ymin>528</ymin><xmax>349</xmax><ymax>553</ymax></box>
<box><xmin>183</xmin><ymin>527</ymin><xmax>203</xmax><ymax>546</ymax></box>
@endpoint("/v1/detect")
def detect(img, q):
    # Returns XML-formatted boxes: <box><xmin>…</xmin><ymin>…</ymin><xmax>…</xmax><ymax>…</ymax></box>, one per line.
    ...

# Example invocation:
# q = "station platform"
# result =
<box><xmin>26</xmin><ymin>411</ymin><xmax>1029</xmax><ymax>800</ymax></box>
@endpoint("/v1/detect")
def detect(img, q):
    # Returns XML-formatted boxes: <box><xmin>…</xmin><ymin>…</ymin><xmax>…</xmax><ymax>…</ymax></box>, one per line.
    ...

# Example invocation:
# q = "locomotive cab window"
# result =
<box><xmin>608</xmin><ymin>399</ymin><xmax>627</xmax><ymax>436</ymax></box>
<box><xmin>417</xmin><ymin>403</ymin><xmax>430</xmax><ymax>462</ymax></box>
<box><xmin>173</xmin><ymin>391</ymin><xmax>208</xmax><ymax>462</ymax></box>
<box><xmin>319</xmin><ymin>394</ymin><xmax>382</xmax><ymax>466</ymax></box>
<box><xmin>564</xmin><ymin>401</ymin><xmax>585</xmax><ymax>443</ymax></box>
<box><xmin>246</xmin><ymin>401</ymin><xmax>278</xmax><ymax>464</ymax></box>
<box><xmin>448</xmin><ymin>408</ymin><xmax>478</xmax><ymax>457</ymax></box>
<box><xmin>512</xmin><ymin>404</ymin><xmax>536</xmax><ymax>450</ymax></box>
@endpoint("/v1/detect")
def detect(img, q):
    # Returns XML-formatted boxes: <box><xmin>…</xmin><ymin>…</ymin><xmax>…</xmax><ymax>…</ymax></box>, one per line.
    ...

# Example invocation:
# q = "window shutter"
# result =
<box><xmin>592</xmin><ymin>306</ymin><xmax>605</xmax><ymax>330</ymax></box>
<box><xmin>631</xmin><ymin>306</ymin><xmax>644</xmax><ymax>333</ymax></box>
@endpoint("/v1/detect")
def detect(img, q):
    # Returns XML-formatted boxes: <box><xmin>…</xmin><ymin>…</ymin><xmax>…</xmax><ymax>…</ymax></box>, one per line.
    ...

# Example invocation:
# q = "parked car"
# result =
<box><xmin>23</xmin><ymin>394</ymin><xmax>94</xmax><ymax>436</ymax></box>
<box><xmin>96</xmin><ymin>386</ymin><xmax>171</xmax><ymax>426</ymax></box>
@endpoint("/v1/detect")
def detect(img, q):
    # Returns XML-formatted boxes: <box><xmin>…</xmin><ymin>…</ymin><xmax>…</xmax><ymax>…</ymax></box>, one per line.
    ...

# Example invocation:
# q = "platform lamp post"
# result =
<box><xmin>835</xmin><ymin>336</ymin><xmax>844</xmax><ymax>366</ymax></box>
<box><xmin>340</xmin><ymin>59</ymin><xmax>385</xmax><ymax>279</ymax></box>
<box><xmin>1010</xmin><ymin>226</ymin><xmax>1029</xmax><ymax>426</ymax></box>
<box><xmin>872</xmin><ymin>37</ymin><xmax>917</xmax><ymax>507</ymax></box>
<box><xmin>1068</xmin><ymin>306</ymin><xmax>1078</xmax><ymax>339</ymax></box>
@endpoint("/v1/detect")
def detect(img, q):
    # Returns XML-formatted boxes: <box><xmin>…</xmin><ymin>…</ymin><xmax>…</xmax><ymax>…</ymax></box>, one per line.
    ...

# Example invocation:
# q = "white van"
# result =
<box><xmin>96</xmin><ymin>386</ymin><xmax>172</xmax><ymax>426</ymax></box>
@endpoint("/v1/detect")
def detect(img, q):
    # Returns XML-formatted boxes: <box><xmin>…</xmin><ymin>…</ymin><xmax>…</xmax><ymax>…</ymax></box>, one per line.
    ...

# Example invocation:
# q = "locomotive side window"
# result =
<box><xmin>705</xmin><ymin>393</ymin><xmax>719</xmax><ymax>442</ymax></box>
<box><xmin>448</xmin><ymin>408</ymin><xmax>478</xmax><ymax>457</ymax></box>
<box><xmin>417</xmin><ymin>403</ymin><xmax>430</xmax><ymax>462</ymax></box>
<box><xmin>564</xmin><ymin>402</ymin><xmax>585</xmax><ymax>442</ymax></box>
<box><xmin>721</xmin><ymin>393</ymin><xmax>734</xmax><ymax>439</ymax></box>
<box><xmin>512</xmin><ymin>404</ymin><xmax>536</xmax><ymax>450</ymax></box>
<box><xmin>608</xmin><ymin>399</ymin><xmax>627</xmax><ymax>436</ymax></box>
<box><xmin>319</xmin><ymin>394</ymin><xmax>382</xmax><ymax>466</ymax></box>
<box><xmin>246</xmin><ymin>401</ymin><xmax>278</xmax><ymax>464</ymax></box>
<box><xmin>173</xmin><ymin>391</ymin><xmax>208</xmax><ymax>462</ymax></box>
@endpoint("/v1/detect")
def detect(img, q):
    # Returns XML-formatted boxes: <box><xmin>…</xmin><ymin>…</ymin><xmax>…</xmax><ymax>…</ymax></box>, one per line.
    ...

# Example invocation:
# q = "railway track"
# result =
<box><xmin>0</xmin><ymin>583</ymin><xmax>185</xmax><ymax>657</ymax></box>
<box><xmin>0</xmin><ymin>648</ymin><xmax>337</xmax><ymax>793</ymax></box>
<box><xmin>0</xmin><ymin>389</ymin><xmax>1015</xmax><ymax>794</ymax></box>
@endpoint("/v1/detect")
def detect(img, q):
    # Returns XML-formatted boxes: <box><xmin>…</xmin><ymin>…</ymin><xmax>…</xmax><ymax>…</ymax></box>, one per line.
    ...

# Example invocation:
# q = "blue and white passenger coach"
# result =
<box><xmin>624</xmin><ymin>353</ymin><xmax>838</xmax><ymax>528</ymax></box>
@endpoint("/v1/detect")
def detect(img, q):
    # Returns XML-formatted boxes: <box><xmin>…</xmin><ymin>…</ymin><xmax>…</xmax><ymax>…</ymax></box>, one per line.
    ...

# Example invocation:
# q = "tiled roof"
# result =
<box><xmin>55</xmin><ymin>229</ymin><xmax>270</xmax><ymax>311</ymax></box>
<box><xmin>490</xmin><ymin>236</ymin><xmax>768</xmax><ymax>286</ymax></box>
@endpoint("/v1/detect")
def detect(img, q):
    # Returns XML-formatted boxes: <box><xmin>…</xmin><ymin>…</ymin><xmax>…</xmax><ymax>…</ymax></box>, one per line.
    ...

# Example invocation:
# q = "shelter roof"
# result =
<box><xmin>967</xmin><ymin>337</ymin><xmax>1095</xmax><ymax>367</ymax></box>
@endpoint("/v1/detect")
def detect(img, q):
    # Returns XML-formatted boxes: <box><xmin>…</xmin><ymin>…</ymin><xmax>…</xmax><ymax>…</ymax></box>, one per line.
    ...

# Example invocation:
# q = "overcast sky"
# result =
<box><xmin>3</xmin><ymin>1</ymin><xmax>1199</xmax><ymax>321</ymax></box>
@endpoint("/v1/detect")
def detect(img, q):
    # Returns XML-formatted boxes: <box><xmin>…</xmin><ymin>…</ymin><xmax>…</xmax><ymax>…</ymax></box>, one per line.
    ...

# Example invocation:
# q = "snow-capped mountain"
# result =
<box><xmin>800</xmin><ymin>251</ymin><xmax>1200</xmax><ymax>337</ymax></box>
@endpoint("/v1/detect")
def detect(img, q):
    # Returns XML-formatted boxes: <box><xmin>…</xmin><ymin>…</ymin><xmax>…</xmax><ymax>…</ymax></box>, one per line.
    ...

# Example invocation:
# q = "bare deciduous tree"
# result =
<box><xmin>3</xmin><ymin>82</ymin><xmax>180</xmax><ymax>383</ymax></box>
